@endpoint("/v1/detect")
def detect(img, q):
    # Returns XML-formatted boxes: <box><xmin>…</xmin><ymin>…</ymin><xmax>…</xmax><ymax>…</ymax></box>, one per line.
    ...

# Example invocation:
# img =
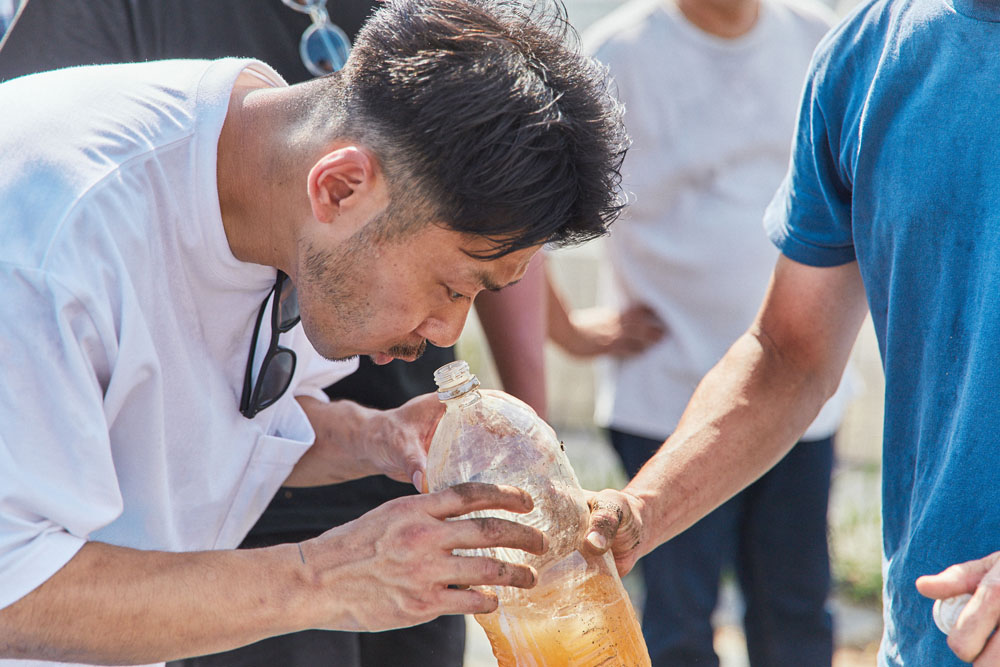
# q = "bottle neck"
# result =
<box><xmin>442</xmin><ymin>387</ymin><xmax>482</xmax><ymax>410</ymax></box>
<box><xmin>438</xmin><ymin>374</ymin><xmax>482</xmax><ymax>409</ymax></box>
<box><xmin>434</xmin><ymin>360</ymin><xmax>482</xmax><ymax>409</ymax></box>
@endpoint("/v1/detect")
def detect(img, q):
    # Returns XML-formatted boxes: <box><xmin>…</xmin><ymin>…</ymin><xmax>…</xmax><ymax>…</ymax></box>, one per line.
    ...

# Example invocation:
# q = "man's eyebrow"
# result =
<box><xmin>477</xmin><ymin>272</ymin><xmax>519</xmax><ymax>292</ymax></box>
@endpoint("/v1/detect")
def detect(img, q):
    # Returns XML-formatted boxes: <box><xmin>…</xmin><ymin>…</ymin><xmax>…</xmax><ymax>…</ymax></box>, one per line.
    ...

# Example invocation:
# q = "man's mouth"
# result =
<box><xmin>372</xmin><ymin>352</ymin><xmax>395</xmax><ymax>365</ymax></box>
<box><xmin>371</xmin><ymin>340</ymin><xmax>428</xmax><ymax>365</ymax></box>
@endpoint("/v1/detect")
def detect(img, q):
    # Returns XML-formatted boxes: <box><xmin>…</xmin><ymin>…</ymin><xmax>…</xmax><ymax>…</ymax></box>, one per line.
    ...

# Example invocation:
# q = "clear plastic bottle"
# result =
<box><xmin>426</xmin><ymin>360</ymin><xmax>650</xmax><ymax>667</ymax></box>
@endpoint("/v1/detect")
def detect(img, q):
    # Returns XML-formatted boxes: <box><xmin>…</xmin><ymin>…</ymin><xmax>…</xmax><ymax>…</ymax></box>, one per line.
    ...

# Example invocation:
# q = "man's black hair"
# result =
<box><xmin>338</xmin><ymin>0</ymin><xmax>628</xmax><ymax>257</ymax></box>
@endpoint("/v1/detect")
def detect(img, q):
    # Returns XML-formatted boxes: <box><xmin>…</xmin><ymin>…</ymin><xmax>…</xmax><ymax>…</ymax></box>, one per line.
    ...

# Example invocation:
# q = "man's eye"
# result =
<box><xmin>449</xmin><ymin>290</ymin><xmax>465</xmax><ymax>302</ymax></box>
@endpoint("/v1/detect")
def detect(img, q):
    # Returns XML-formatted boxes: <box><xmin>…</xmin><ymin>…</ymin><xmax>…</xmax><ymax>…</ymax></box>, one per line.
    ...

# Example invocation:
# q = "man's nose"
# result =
<box><xmin>416</xmin><ymin>301</ymin><xmax>472</xmax><ymax>348</ymax></box>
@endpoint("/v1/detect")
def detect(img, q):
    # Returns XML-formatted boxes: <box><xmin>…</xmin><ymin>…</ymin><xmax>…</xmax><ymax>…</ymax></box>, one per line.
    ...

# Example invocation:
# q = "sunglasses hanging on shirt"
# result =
<box><xmin>240</xmin><ymin>271</ymin><xmax>301</xmax><ymax>418</ymax></box>
<box><xmin>282</xmin><ymin>0</ymin><xmax>352</xmax><ymax>77</ymax></box>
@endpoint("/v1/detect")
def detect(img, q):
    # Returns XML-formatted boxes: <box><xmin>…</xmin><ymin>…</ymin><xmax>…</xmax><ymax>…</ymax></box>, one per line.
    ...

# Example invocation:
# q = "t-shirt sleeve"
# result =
<box><xmin>0</xmin><ymin>269</ymin><xmax>123</xmax><ymax>610</ymax></box>
<box><xmin>763</xmin><ymin>54</ymin><xmax>857</xmax><ymax>268</ymax></box>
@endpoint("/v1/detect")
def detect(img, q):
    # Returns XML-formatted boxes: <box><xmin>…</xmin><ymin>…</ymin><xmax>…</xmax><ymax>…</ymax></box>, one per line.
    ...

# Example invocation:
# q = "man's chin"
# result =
<box><xmin>323</xmin><ymin>353</ymin><xmax>360</xmax><ymax>363</ymax></box>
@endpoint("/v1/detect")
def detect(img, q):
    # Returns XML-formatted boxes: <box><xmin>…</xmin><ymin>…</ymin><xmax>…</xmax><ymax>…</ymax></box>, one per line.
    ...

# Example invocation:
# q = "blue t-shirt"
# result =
<box><xmin>764</xmin><ymin>0</ymin><xmax>1000</xmax><ymax>663</ymax></box>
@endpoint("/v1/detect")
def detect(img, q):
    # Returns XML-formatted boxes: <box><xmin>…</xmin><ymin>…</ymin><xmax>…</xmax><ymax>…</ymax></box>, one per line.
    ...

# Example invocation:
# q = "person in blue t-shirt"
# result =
<box><xmin>582</xmin><ymin>0</ymin><xmax>1000</xmax><ymax>664</ymax></box>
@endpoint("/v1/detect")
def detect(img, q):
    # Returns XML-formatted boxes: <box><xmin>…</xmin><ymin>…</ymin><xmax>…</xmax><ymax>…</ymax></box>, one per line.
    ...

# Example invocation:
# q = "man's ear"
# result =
<box><xmin>306</xmin><ymin>146</ymin><xmax>382</xmax><ymax>227</ymax></box>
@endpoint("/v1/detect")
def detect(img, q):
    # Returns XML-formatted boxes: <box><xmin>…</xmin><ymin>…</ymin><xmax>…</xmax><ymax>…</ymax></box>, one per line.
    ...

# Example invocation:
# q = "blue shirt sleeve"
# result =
<box><xmin>764</xmin><ymin>52</ymin><xmax>857</xmax><ymax>268</ymax></box>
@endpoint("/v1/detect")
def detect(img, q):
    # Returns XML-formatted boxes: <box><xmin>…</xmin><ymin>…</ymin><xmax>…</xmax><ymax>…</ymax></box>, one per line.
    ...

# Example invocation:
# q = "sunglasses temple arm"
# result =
<box><xmin>240</xmin><ymin>292</ymin><xmax>273</xmax><ymax>414</ymax></box>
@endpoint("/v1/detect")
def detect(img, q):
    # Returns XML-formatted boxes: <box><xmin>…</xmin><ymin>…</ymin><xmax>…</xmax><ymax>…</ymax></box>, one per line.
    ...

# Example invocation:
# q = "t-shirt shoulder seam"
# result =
<box><xmin>33</xmin><ymin>135</ymin><xmax>195</xmax><ymax>272</ymax></box>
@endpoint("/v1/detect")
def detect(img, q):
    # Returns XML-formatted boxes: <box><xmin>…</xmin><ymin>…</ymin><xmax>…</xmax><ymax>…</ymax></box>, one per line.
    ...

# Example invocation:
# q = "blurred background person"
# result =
<box><xmin>548</xmin><ymin>0</ymin><xmax>860</xmax><ymax>663</ymax></box>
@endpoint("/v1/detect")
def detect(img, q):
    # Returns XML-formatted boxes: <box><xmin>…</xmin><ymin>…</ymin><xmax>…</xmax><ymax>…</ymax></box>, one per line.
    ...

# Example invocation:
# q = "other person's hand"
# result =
<box><xmin>558</xmin><ymin>304</ymin><xmax>666</xmax><ymax>358</ymax></box>
<box><xmin>917</xmin><ymin>550</ymin><xmax>1000</xmax><ymax>664</ymax></box>
<box><xmin>580</xmin><ymin>487</ymin><xmax>647</xmax><ymax>576</ymax></box>
<box><xmin>301</xmin><ymin>482</ymin><xmax>547</xmax><ymax>631</ymax></box>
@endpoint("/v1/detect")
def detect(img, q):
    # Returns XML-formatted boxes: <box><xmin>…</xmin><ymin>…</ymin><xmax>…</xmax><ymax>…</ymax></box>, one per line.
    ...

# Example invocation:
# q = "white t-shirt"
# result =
<box><xmin>587</xmin><ymin>0</ymin><xmax>857</xmax><ymax>441</ymax></box>
<box><xmin>0</xmin><ymin>59</ymin><xmax>356</xmax><ymax>667</ymax></box>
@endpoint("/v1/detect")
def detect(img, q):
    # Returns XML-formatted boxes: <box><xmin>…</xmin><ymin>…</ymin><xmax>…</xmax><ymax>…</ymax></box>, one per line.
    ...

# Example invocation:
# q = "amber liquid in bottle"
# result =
<box><xmin>426</xmin><ymin>361</ymin><xmax>650</xmax><ymax>667</ymax></box>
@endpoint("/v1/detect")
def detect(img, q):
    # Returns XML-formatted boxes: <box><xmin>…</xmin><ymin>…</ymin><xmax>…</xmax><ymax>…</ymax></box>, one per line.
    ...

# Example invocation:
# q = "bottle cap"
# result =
<box><xmin>434</xmin><ymin>360</ymin><xmax>480</xmax><ymax>400</ymax></box>
<box><xmin>933</xmin><ymin>593</ymin><xmax>973</xmax><ymax>635</ymax></box>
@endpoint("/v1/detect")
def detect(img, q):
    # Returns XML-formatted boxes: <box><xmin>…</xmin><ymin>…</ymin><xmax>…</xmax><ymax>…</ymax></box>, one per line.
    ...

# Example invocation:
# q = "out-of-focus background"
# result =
<box><xmin>457</xmin><ymin>0</ymin><xmax>884</xmax><ymax>665</ymax></box>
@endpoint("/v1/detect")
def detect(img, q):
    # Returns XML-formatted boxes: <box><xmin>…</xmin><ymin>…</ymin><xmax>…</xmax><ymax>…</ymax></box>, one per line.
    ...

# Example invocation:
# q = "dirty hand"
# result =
<box><xmin>581</xmin><ymin>487</ymin><xmax>646</xmax><ymax>577</ymax></box>
<box><xmin>289</xmin><ymin>393</ymin><xmax>444</xmax><ymax>489</ymax></box>
<box><xmin>360</xmin><ymin>392</ymin><xmax>444</xmax><ymax>491</ymax></box>
<box><xmin>917</xmin><ymin>550</ymin><xmax>1000</xmax><ymax>664</ymax></box>
<box><xmin>301</xmin><ymin>482</ymin><xmax>548</xmax><ymax>632</ymax></box>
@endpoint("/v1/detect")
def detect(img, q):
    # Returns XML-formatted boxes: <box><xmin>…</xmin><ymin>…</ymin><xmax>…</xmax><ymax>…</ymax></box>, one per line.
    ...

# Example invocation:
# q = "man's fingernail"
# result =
<box><xmin>413</xmin><ymin>470</ymin><xmax>424</xmax><ymax>492</ymax></box>
<box><xmin>586</xmin><ymin>531</ymin><xmax>607</xmax><ymax>550</ymax></box>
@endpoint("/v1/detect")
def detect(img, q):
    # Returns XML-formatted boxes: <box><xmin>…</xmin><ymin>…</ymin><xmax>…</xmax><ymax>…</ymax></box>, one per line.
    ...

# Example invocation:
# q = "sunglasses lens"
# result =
<box><xmin>300</xmin><ymin>22</ymin><xmax>351</xmax><ymax>77</ymax></box>
<box><xmin>255</xmin><ymin>348</ymin><xmax>296</xmax><ymax>411</ymax></box>
<box><xmin>277</xmin><ymin>281</ymin><xmax>300</xmax><ymax>331</ymax></box>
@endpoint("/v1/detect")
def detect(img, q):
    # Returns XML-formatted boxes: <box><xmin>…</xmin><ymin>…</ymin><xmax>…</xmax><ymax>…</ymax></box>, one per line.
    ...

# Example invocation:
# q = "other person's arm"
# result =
<box><xmin>584</xmin><ymin>256</ymin><xmax>868</xmax><ymax>574</ymax></box>
<box><xmin>474</xmin><ymin>252</ymin><xmax>549</xmax><ymax>416</ymax></box>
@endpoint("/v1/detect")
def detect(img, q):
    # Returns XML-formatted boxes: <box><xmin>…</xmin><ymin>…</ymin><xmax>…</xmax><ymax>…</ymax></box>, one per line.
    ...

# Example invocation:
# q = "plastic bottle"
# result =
<box><xmin>425</xmin><ymin>360</ymin><xmax>650</xmax><ymax>667</ymax></box>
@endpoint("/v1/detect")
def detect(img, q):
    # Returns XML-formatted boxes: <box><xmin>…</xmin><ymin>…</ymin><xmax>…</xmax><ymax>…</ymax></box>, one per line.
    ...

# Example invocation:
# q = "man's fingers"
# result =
<box><xmin>426</xmin><ymin>482</ymin><xmax>534</xmax><ymax>519</ymax></box>
<box><xmin>582</xmin><ymin>489</ymin><xmax>644</xmax><ymax>577</ymax></box>
<box><xmin>915</xmin><ymin>552</ymin><xmax>1000</xmax><ymax>663</ymax></box>
<box><xmin>948</xmin><ymin>564</ymin><xmax>1000</xmax><ymax>663</ymax></box>
<box><xmin>969</xmin><ymin>623</ymin><xmax>1000</xmax><ymax>666</ymax></box>
<box><xmin>441</xmin><ymin>584</ymin><xmax>500</xmax><ymax>615</ymax></box>
<box><xmin>447</xmin><ymin>516</ymin><xmax>548</xmax><ymax>555</ymax></box>
<box><xmin>918</xmin><ymin>552</ymin><xmax>1000</xmax><ymax>598</ymax></box>
<box><xmin>584</xmin><ymin>493</ymin><xmax>626</xmax><ymax>554</ymax></box>
<box><xmin>445</xmin><ymin>554</ymin><xmax>538</xmax><ymax>590</ymax></box>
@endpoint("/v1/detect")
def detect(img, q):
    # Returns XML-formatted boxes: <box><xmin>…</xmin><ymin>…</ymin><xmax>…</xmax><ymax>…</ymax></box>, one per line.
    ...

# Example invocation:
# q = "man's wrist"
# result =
<box><xmin>258</xmin><ymin>542</ymin><xmax>322</xmax><ymax>637</ymax></box>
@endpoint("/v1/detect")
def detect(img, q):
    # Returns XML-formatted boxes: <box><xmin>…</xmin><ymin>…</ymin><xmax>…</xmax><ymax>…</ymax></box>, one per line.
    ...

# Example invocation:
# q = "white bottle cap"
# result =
<box><xmin>932</xmin><ymin>593</ymin><xmax>973</xmax><ymax>635</ymax></box>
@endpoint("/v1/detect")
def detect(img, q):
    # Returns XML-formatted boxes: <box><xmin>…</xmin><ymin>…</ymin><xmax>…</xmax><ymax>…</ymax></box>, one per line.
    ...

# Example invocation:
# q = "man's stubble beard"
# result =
<box><xmin>298</xmin><ymin>216</ymin><xmax>428</xmax><ymax>363</ymax></box>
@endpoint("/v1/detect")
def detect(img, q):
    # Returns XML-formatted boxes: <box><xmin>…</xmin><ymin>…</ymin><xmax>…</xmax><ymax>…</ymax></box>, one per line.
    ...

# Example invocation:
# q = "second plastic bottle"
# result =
<box><xmin>425</xmin><ymin>360</ymin><xmax>650</xmax><ymax>666</ymax></box>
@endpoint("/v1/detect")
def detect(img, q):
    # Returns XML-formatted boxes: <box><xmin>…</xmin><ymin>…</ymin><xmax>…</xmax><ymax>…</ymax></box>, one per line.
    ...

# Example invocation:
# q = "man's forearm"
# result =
<box><xmin>289</xmin><ymin>396</ymin><xmax>383</xmax><ymax>486</ymax></box>
<box><xmin>626</xmin><ymin>327</ymin><xmax>844</xmax><ymax>558</ymax></box>
<box><xmin>0</xmin><ymin>482</ymin><xmax>552</xmax><ymax>663</ymax></box>
<box><xmin>0</xmin><ymin>541</ymin><xmax>313</xmax><ymax>664</ymax></box>
<box><xmin>584</xmin><ymin>258</ymin><xmax>869</xmax><ymax>575</ymax></box>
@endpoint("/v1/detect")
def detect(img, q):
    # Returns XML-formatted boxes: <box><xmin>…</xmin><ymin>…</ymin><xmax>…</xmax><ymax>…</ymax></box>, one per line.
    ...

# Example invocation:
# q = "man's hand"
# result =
<box><xmin>356</xmin><ymin>392</ymin><xmax>444</xmax><ymax>491</ymax></box>
<box><xmin>0</xmin><ymin>483</ymin><xmax>545</xmax><ymax>664</ymax></box>
<box><xmin>288</xmin><ymin>393</ymin><xmax>444</xmax><ymax>489</ymax></box>
<box><xmin>917</xmin><ymin>551</ymin><xmax>1000</xmax><ymax>664</ymax></box>
<box><xmin>581</xmin><ymin>488</ymin><xmax>647</xmax><ymax>576</ymax></box>
<box><xmin>302</xmin><ymin>482</ymin><xmax>548</xmax><ymax>631</ymax></box>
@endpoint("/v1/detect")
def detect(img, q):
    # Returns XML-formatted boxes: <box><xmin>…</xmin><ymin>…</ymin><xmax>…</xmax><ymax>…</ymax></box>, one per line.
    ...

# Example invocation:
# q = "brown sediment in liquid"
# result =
<box><xmin>476</xmin><ymin>570</ymin><xmax>650</xmax><ymax>667</ymax></box>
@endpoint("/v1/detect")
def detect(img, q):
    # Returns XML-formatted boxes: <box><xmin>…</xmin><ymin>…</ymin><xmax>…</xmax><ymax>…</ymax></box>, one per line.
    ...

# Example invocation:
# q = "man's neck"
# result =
<box><xmin>216</xmin><ymin>74</ymin><xmax>303</xmax><ymax>273</ymax></box>
<box><xmin>674</xmin><ymin>0</ymin><xmax>760</xmax><ymax>38</ymax></box>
